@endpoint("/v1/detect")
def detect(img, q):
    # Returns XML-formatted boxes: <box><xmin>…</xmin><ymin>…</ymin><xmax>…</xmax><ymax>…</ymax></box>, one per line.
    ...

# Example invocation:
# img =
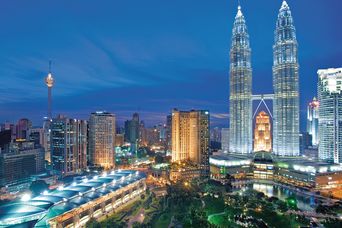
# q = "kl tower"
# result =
<box><xmin>43</xmin><ymin>61</ymin><xmax>54</xmax><ymax>163</ymax></box>
<box><xmin>45</xmin><ymin>61</ymin><xmax>54</xmax><ymax>120</ymax></box>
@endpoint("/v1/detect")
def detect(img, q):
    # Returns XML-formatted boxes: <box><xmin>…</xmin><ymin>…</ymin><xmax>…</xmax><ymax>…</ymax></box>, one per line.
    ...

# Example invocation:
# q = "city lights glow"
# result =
<box><xmin>21</xmin><ymin>193</ymin><xmax>31</xmax><ymax>202</ymax></box>
<box><xmin>58</xmin><ymin>186</ymin><xmax>64</xmax><ymax>191</ymax></box>
<box><xmin>209</xmin><ymin>157</ymin><xmax>251</xmax><ymax>167</ymax></box>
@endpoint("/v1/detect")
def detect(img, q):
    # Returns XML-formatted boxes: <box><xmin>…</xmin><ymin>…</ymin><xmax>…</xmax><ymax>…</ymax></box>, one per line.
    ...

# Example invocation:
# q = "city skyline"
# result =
<box><xmin>0</xmin><ymin>0</ymin><xmax>341</xmax><ymax>129</ymax></box>
<box><xmin>1</xmin><ymin>1</ymin><xmax>342</xmax><ymax>227</ymax></box>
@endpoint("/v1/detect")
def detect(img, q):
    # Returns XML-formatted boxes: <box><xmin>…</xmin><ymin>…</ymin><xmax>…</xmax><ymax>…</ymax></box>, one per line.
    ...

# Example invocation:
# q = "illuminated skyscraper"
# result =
<box><xmin>171</xmin><ymin>109</ymin><xmax>210</xmax><ymax>176</ymax></box>
<box><xmin>318</xmin><ymin>68</ymin><xmax>342</xmax><ymax>164</ymax></box>
<box><xmin>254</xmin><ymin>111</ymin><xmax>272</xmax><ymax>152</ymax></box>
<box><xmin>16</xmin><ymin>118</ymin><xmax>32</xmax><ymax>140</ymax></box>
<box><xmin>50</xmin><ymin>115</ymin><xmax>87</xmax><ymax>176</ymax></box>
<box><xmin>229</xmin><ymin>5</ymin><xmax>252</xmax><ymax>154</ymax></box>
<box><xmin>272</xmin><ymin>1</ymin><xmax>300</xmax><ymax>156</ymax></box>
<box><xmin>124</xmin><ymin>113</ymin><xmax>140</xmax><ymax>153</ymax></box>
<box><xmin>221</xmin><ymin>128</ymin><xmax>229</xmax><ymax>153</ymax></box>
<box><xmin>307</xmin><ymin>97</ymin><xmax>319</xmax><ymax>146</ymax></box>
<box><xmin>89</xmin><ymin>111</ymin><xmax>116</xmax><ymax>169</ymax></box>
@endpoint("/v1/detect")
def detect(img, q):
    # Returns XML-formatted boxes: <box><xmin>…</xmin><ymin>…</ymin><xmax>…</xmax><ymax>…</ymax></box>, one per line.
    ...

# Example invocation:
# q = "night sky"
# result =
<box><xmin>0</xmin><ymin>0</ymin><xmax>341</xmax><ymax>129</ymax></box>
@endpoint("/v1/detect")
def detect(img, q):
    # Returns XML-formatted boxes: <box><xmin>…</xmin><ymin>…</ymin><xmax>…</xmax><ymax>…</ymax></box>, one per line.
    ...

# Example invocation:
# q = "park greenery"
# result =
<box><xmin>87</xmin><ymin>178</ymin><xmax>342</xmax><ymax>227</ymax></box>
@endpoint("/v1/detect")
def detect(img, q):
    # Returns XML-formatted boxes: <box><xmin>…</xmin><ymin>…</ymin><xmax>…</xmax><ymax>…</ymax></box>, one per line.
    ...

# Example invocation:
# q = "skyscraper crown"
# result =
<box><xmin>235</xmin><ymin>5</ymin><xmax>243</xmax><ymax>18</ymax></box>
<box><xmin>232</xmin><ymin>5</ymin><xmax>249</xmax><ymax>48</ymax></box>
<box><xmin>275</xmin><ymin>0</ymin><xmax>296</xmax><ymax>42</ymax></box>
<box><xmin>280</xmin><ymin>1</ymin><xmax>289</xmax><ymax>11</ymax></box>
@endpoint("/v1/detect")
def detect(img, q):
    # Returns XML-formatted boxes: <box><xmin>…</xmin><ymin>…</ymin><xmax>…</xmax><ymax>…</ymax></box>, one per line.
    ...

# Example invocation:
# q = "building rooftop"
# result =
<box><xmin>0</xmin><ymin>170</ymin><xmax>146</xmax><ymax>227</ymax></box>
<box><xmin>210</xmin><ymin>153</ymin><xmax>342</xmax><ymax>173</ymax></box>
<box><xmin>210</xmin><ymin>153</ymin><xmax>251</xmax><ymax>167</ymax></box>
<box><xmin>275</xmin><ymin>157</ymin><xmax>342</xmax><ymax>173</ymax></box>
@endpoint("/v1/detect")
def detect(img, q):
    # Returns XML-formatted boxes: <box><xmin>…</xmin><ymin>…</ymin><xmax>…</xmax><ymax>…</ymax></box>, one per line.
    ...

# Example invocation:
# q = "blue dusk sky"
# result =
<box><xmin>0</xmin><ymin>0</ymin><xmax>341</xmax><ymax>129</ymax></box>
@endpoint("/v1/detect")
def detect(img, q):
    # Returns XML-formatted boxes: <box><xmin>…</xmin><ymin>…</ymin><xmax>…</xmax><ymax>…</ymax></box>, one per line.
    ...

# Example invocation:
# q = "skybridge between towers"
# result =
<box><xmin>252</xmin><ymin>94</ymin><xmax>274</xmax><ymax>101</ymax></box>
<box><xmin>252</xmin><ymin>94</ymin><xmax>274</xmax><ymax>119</ymax></box>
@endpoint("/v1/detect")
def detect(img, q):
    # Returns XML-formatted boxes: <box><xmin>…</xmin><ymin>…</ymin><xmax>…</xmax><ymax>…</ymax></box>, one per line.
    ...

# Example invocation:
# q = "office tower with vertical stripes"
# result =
<box><xmin>89</xmin><ymin>111</ymin><xmax>116</xmax><ymax>169</ymax></box>
<box><xmin>229</xmin><ymin>5</ymin><xmax>252</xmax><ymax>154</ymax></box>
<box><xmin>318</xmin><ymin>68</ymin><xmax>342</xmax><ymax>164</ymax></box>
<box><xmin>171</xmin><ymin>109</ymin><xmax>210</xmax><ymax>177</ymax></box>
<box><xmin>272</xmin><ymin>1</ymin><xmax>300</xmax><ymax>156</ymax></box>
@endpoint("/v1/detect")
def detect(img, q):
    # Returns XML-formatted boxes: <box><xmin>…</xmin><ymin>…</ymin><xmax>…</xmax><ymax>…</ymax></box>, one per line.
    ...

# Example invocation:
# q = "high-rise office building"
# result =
<box><xmin>229</xmin><ymin>5</ymin><xmax>253</xmax><ymax>154</ymax></box>
<box><xmin>115</xmin><ymin>134</ymin><xmax>124</xmax><ymax>147</ymax></box>
<box><xmin>211</xmin><ymin>127</ymin><xmax>221</xmax><ymax>143</ymax></box>
<box><xmin>171</xmin><ymin>109</ymin><xmax>210</xmax><ymax>177</ymax></box>
<box><xmin>254</xmin><ymin>111</ymin><xmax>272</xmax><ymax>152</ymax></box>
<box><xmin>307</xmin><ymin>97</ymin><xmax>319</xmax><ymax>146</ymax></box>
<box><xmin>124</xmin><ymin>113</ymin><xmax>140</xmax><ymax>152</ymax></box>
<box><xmin>221</xmin><ymin>128</ymin><xmax>229</xmax><ymax>154</ymax></box>
<box><xmin>89</xmin><ymin>111</ymin><xmax>116</xmax><ymax>169</ymax></box>
<box><xmin>1</xmin><ymin>122</ymin><xmax>16</xmax><ymax>141</ymax></box>
<box><xmin>166</xmin><ymin>114</ymin><xmax>172</xmax><ymax>151</ymax></box>
<box><xmin>300</xmin><ymin>132</ymin><xmax>312</xmax><ymax>154</ymax></box>
<box><xmin>16</xmin><ymin>118</ymin><xmax>32</xmax><ymax>140</ymax></box>
<box><xmin>29</xmin><ymin>127</ymin><xmax>44</xmax><ymax>146</ymax></box>
<box><xmin>0</xmin><ymin>130</ymin><xmax>11</xmax><ymax>152</ymax></box>
<box><xmin>272</xmin><ymin>1</ymin><xmax>300</xmax><ymax>156</ymax></box>
<box><xmin>318</xmin><ymin>68</ymin><xmax>342</xmax><ymax>164</ymax></box>
<box><xmin>51</xmin><ymin>115</ymin><xmax>87</xmax><ymax>176</ymax></box>
<box><xmin>0</xmin><ymin>141</ymin><xmax>44</xmax><ymax>186</ymax></box>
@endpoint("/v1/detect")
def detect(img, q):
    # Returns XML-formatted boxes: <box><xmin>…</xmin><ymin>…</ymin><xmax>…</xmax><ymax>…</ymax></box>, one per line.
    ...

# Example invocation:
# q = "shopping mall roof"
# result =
<box><xmin>275</xmin><ymin>157</ymin><xmax>342</xmax><ymax>174</ymax></box>
<box><xmin>210</xmin><ymin>154</ymin><xmax>252</xmax><ymax>167</ymax></box>
<box><xmin>0</xmin><ymin>170</ymin><xmax>146</xmax><ymax>227</ymax></box>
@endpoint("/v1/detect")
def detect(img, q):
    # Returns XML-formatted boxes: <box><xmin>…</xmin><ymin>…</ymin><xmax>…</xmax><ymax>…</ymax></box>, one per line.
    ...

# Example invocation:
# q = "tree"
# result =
<box><xmin>29</xmin><ymin>180</ymin><xmax>49</xmax><ymax>196</ymax></box>
<box><xmin>276</xmin><ymin>200</ymin><xmax>288</xmax><ymax>213</ymax></box>
<box><xmin>257</xmin><ymin>192</ymin><xmax>265</xmax><ymax>198</ymax></box>
<box><xmin>86</xmin><ymin>218</ymin><xmax>101</xmax><ymax>228</ymax></box>
<box><xmin>155</xmin><ymin>154</ymin><xmax>164</xmax><ymax>164</ymax></box>
<box><xmin>324</xmin><ymin>218</ymin><xmax>342</xmax><ymax>228</ymax></box>
<box><xmin>286</xmin><ymin>196</ymin><xmax>298</xmax><ymax>210</ymax></box>
<box><xmin>132</xmin><ymin>222</ymin><xmax>141</xmax><ymax>228</ymax></box>
<box><xmin>316</xmin><ymin>204</ymin><xmax>329</xmax><ymax>214</ymax></box>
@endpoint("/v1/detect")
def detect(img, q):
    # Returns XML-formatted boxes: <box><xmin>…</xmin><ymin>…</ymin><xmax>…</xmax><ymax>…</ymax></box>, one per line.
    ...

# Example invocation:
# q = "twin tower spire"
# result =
<box><xmin>229</xmin><ymin>1</ymin><xmax>300</xmax><ymax>156</ymax></box>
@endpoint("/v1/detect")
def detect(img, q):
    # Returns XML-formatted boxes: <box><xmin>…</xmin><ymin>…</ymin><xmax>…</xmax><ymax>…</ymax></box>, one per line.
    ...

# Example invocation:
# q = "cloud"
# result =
<box><xmin>211</xmin><ymin>113</ymin><xmax>229</xmax><ymax>119</ymax></box>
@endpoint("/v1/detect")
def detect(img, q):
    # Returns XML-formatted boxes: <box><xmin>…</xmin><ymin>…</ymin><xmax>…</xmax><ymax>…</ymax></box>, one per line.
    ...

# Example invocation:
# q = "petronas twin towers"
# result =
<box><xmin>229</xmin><ymin>1</ymin><xmax>300</xmax><ymax>156</ymax></box>
<box><xmin>229</xmin><ymin>5</ymin><xmax>252</xmax><ymax>154</ymax></box>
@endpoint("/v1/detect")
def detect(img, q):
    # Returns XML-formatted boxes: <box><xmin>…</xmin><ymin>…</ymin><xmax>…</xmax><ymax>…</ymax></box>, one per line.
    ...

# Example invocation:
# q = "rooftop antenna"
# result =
<box><xmin>45</xmin><ymin>60</ymin><xmax>55</xmax><ymax>120</ymax></box>
<box><xmin>49</xmin><ymin>60</ymin><xmax>52</xmax><ymax>73</ymax></box>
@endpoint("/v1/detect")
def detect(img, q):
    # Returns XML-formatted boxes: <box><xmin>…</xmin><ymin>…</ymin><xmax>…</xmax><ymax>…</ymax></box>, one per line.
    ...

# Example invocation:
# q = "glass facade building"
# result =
<box><xmin>307</xmin><ymin>97</ymin><xmax>319</xmax><ymax>146</ymax></box>
<box><xmin>229</xmin><ymin>6</ymin><xmax>252</xmax><ymax>154</ymax></box>
<box><xmin>221</xmin><ymin>128</ymin><xmax>229</xmax><ymax>153</ymax></box>
<box><xmin>272</xmin><ymin>1</ymin><xmax>300</xmax><ymax>156</ymax></box>
<box><xmin>51</xmin><ymin>115</ymin><xmax>87</xmax><ymax>176</ymax></box>
<box><xmin>318</xmin><ymin>68</ymin><xmax>342</xmax><ymax>164</ymax></box>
